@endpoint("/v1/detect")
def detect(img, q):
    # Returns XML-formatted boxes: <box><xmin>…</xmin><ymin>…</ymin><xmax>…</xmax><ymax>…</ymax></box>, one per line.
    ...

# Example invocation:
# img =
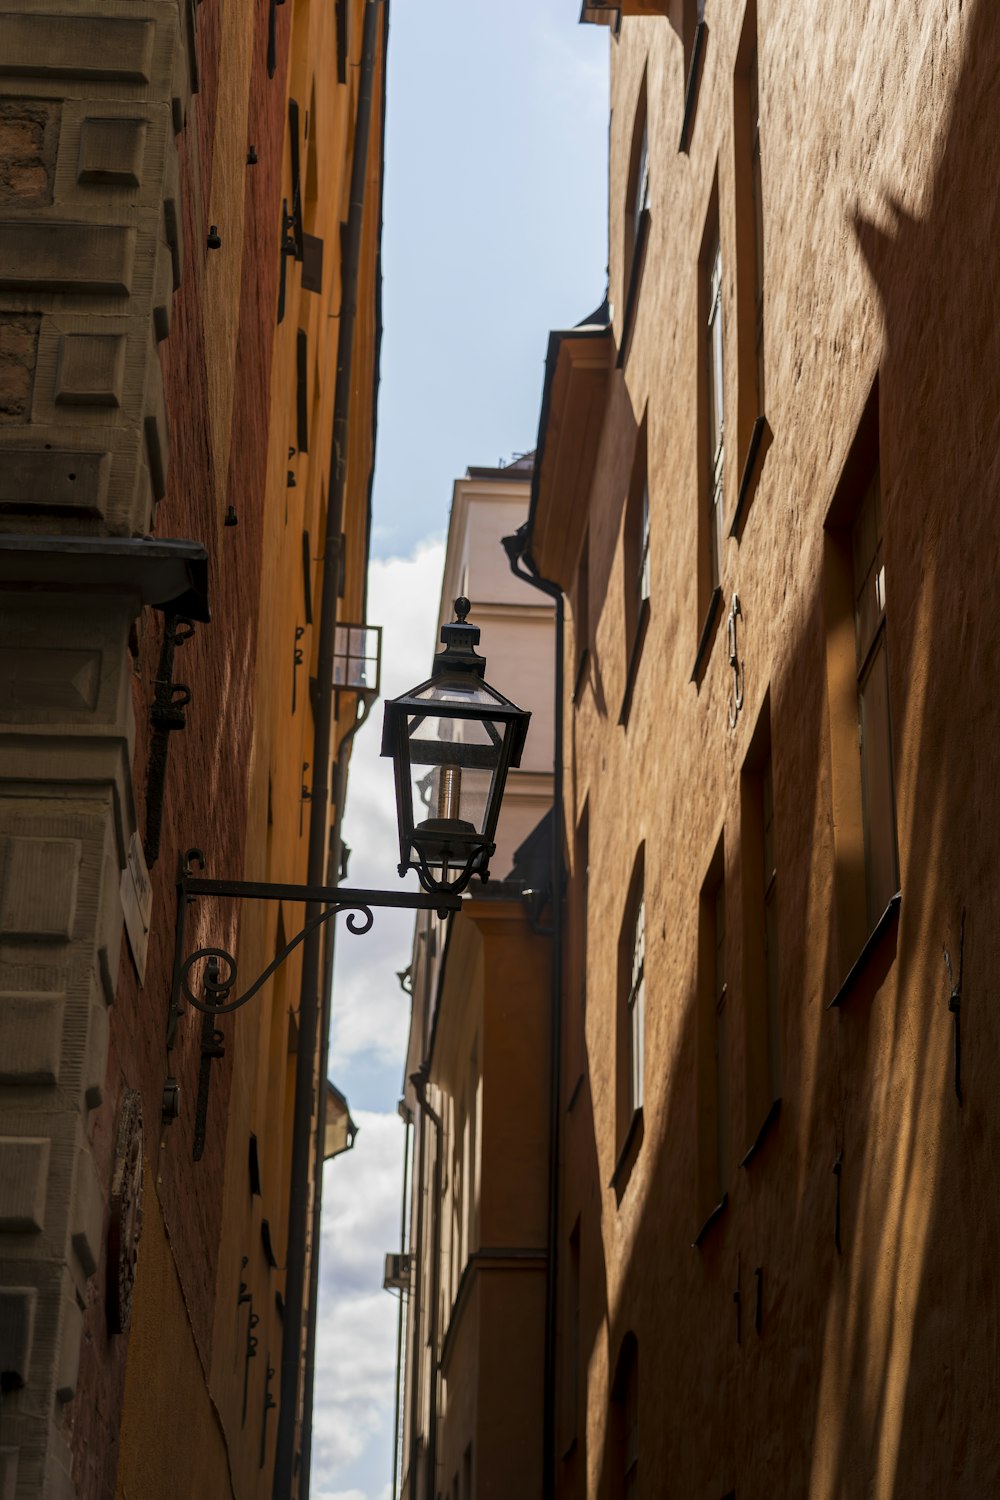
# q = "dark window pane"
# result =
<box><xmin>859</xmin><ymin>636</ymin><xmax>898</xmax><ymax>923</ymax></box>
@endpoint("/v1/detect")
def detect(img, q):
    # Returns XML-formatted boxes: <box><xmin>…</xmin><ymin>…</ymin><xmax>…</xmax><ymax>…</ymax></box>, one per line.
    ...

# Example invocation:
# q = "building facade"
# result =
<box><xmin>527</xmin><ymin>1</ymin><xmax>1000</xmax><ymax>1497</ymax></box>
<box><xmin>0</xmin><ymin>0</ymin><xmax>386</xmax><ymax>1496</ymax></box>
<box><xmin>393</xmin><ymin>462</ymin><xmax>557</xmax><ymax>1500</ymax></box>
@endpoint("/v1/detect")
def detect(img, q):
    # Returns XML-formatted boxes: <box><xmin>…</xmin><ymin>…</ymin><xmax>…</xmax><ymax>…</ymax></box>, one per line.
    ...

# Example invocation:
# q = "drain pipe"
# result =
<box><xmin>298</xmin><ymin>707</ymin><xmax>373</xmax><ymax>1499</ymax></box>
<box><xmin>411</xmin><ymin>1065</ymin><xmax>443</xmax><ymax>1500</ymax></box>
<box><xmin>390</xmin><ymin>1096</ymin><xmax>412</xmax><ymax>1500</ymax></box>
<box><xmin>502</xmin><ymin>523</ymin><xmax>563</xmax><ymax>1500</ymax></box>
<box><xmin>272</xmin><ymin>3</ymin><xmax>383</xmax><ymax>1493</ymax></box>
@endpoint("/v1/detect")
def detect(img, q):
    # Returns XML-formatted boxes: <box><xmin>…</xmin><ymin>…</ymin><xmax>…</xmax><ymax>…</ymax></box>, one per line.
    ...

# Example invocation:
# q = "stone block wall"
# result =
<box><xmin>0</xmin><ymin>2</ymin><xmax>195</xmax><ymax>539</ymax></box>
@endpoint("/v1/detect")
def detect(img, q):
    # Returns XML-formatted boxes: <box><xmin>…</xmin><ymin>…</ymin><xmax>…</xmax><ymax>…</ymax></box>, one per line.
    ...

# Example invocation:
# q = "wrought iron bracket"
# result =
<box><xmin>167</xmin><ymin>849</ymin><xmax>460</xmax><ymax>1053</ymax></box>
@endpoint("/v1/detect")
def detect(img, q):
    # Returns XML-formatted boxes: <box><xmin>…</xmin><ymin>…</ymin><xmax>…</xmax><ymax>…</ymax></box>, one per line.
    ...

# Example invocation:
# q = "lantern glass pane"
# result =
<box><xmin>405</xmin><ymin>710</ymin><xmax>508</xmax><ymax>849</ymax></box>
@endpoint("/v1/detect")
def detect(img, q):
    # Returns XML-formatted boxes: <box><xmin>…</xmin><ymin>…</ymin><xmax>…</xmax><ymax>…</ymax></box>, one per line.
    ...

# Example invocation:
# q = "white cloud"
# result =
<box><xmin>331</xmin><ymin>538</ymin><xmax>445</xmax><ymax>1068</ymax></box>
<box><xmin>314</xmin><ymin>1110</ymin><xmax>410</xmax><ymax>1493</ymax></box>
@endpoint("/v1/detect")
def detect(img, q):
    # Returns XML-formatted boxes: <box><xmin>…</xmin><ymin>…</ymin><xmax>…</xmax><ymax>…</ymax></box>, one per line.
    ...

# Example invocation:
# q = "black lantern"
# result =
<box><xmin>381</xmin><ymin>598</ymin><xmax>531</xmax><ymax>895</ymax></box>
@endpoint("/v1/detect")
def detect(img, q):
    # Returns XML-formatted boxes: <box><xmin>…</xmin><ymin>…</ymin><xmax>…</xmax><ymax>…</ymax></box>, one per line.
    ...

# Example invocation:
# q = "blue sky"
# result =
<box><xmin>314</xmin><ymin>6</ymin><xmax>608</xmax><ymax>1499</ymax></box>
<box><xmin>369</xmin><ymin>0</ymin><xmax>610</xmax><ymax>559</ymax></box>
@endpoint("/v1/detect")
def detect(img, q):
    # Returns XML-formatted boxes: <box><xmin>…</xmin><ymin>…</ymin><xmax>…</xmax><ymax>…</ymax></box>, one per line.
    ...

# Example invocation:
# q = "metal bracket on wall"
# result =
<box><xmin>165</xmin><ymin>852</ymin><xmax>460</xmax><ymax>1124</ymax></box>
<box><xmin>727</xmin><ymin>593</ymin><xmax>745</xmax><ymax>728</ymax></box>
<box><xmin>144</xmin><ymin>616</ymin><xmax>195</xmax><ymax>867</ymax></box>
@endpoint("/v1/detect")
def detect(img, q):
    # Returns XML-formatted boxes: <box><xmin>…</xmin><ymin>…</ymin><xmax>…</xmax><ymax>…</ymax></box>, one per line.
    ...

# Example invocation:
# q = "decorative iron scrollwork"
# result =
<box><xmin>165</xmin><ymin>856</ymin><xmax>461</xmax><ymax>1145</ymax></box>
<box><xmin>178</xmin><ymin>900</ymin><xmax>374</xmax><ymax>1019</ymax></box>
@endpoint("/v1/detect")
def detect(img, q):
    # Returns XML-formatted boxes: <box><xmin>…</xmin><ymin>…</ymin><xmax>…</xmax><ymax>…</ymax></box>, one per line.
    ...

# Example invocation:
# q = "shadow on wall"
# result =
<box><xmin>575</xmin><ymin>1</ymin><xmax>1000</xmax><ymax>1494</ymax></box>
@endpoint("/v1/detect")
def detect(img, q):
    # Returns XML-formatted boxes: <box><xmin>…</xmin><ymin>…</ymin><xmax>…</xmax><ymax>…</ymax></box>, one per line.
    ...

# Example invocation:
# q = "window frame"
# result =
<box><xmin>614</xmin><ymin>847</ymin><xmax>646</xmax><ymax>1192</ymax></box>
<box><xmin>822</xmin><ymin>379</ymin><xmax>901</xmax><ymax>994</ymax></box>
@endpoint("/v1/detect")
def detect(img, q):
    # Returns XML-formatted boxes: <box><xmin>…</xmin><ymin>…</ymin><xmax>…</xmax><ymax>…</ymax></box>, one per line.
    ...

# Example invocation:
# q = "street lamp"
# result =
<box><xmin>381</xmin><ymin>597</ymin><xmax>531</xmax><ymax>895</ymax></box>
<box><xmin>168</xmin><ymin>598</ymin><xmax>529</xmax><ymax>1059</ymax></box>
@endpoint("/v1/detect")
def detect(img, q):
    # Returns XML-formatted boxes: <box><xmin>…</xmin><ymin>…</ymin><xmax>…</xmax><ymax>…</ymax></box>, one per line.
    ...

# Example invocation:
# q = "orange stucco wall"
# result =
<box><xmin>546</xmin><ymin>2</ymin><xmax>1000</xmax><ymax>1497</ymax></box>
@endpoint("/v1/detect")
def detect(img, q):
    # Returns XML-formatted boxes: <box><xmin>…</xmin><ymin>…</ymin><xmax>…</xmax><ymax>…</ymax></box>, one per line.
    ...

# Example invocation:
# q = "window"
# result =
<box><xmin>628</xmin><ymin>894</ymin><xmax>646</xmax><ymax>1118</ymax></box>
<box><xmin>621</xmin><ymin>79</ymin><xmax>651</xmax><ymax>365</ymax></box>
<box><xmin>612</xmin><ymin>1336</ymin><xmax>639</xmax><ymax>1500</ymax></box>
<box><xmin>697</xmin><ymin>841</ymin><xmax>728</xmax><ymax>1232</ymax></box>
<box><xmin>731</xmin><ymin>5</ymin><xmax>772</xmax><ymax>534</ymax></box>
<box><xmin>823</xmin><ymin>384</ymin><xmax>899</xmax><ymax>987</ymax></box>
<box><xmin>740</xmin><ymin>699</ymin><xmax>781</xmax><ymax>1155</ymax></box>
<box><xmin>562</xmin><ymin>1217</ymin><xmax>582</xmax><ymax>1450</ymax></box>
<box><xmin>574</xmin><ymin>805</ymin><xmax>590</xmax><ymax>1078</ymax></box>
<box><xmin>621</xmin><ymin>426</ymin><xmax>651</xmax><ymax>722</ymax></box>
<box><xmin>697</xmin><ymin>181</ymin><xmax>725</xmax><ymax>633</ymax></box>
<box><xmin>852</xmin><ymin>467</ymin><xmax>898</xmax><ymax>926</ymax></box>
<box><xmin>633</xmin><ymin>119</ymin><xmax>649</xmax><ymax>251</ymax></box>
<box><xmin>573</xmin><ymin>534</ymin><xmax>590</xmax><ymax>696</ymax></box>
<box><xmin>466</xmin><ymin>1040</ymin><xmax>478</xmax><ymax>1258</ymax></box>
<box><xmin>679</xmin><ymin>0</ymin><xmax>707</xmax><ymax>153</ymax></box>
<box><xmin>626</xmin><ymin>82</ymin><xmax>649</xmax><ymax>274</ymax></box>
<box><xmin>706</xmin><ymin>234</ymin><xmax>725</xmax><ymax>591</ymax></box>
<box><xmin>617</xmin><ymin>848</ymin><xmax>645</xmax><ymax>1154</ymax></box>
<box><xmin>749</xmin><ymin>41</ymin><xmax>765</xmax><ymax>415</ymax></box>
<box><xmin>626</xmin><ymin>430</ymin><xmax>651</xmax><ymax>638</ymax></box>
<box><xmin>712</xmin><ymin>878</ymin><xmax>728</xmax><ymax>1192</ymax></box>
<box><xmin>761</xmin><ymin>755</ymin><xmax>780</xmax><ymax>1090</ymax></box>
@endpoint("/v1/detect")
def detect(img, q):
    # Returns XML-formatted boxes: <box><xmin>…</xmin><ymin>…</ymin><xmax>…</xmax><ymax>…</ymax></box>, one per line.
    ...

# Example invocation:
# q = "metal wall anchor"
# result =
<box><xmin>243</xmin><ymin>1302</ymin><xmax>260</xmax><ymax>1426</ymax></box>
<box><xmin>292</xmin><ymin>625</ymin><xmax>305</xmax><ymax>713</ymax></box>
<box><xmin>260</xmin><ymin>1359</ymin><xmax>277</xmax><ymax>1468</ymax></box>
<box><xmin>192</xmin><ymin>957</ymin><xmax>228</xmax><ymax>1162</ymax></box>
<box><xmin>944</xmin><ymin>910</ymin><xmax>966</xmax><ymax>1104</ymax></box>
<box><xmin>733</xmin><ymin>1252</ymin><xmax>741</xmax><ymax>1345</ymax></box>
<box><xmin>144</xmin><ymin>616</ymin><xmax>195</xmax><ymax>868</ymax></box>
<box><xmin>727</xmin><ymin>593</ymin><xmax>745</xmax><ymax>728</ymax></box>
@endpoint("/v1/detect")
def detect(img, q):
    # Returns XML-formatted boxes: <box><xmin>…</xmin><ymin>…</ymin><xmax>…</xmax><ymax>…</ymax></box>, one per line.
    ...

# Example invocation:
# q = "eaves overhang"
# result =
<box><xmin>0</xmin><ymin>534</ymin><xmax>210</xmax><ymax>620</ymax></box>
<box><xmin>526</xmin><ymin>312</ymin><xmax>612</xmax><ymax>592</ymax></box>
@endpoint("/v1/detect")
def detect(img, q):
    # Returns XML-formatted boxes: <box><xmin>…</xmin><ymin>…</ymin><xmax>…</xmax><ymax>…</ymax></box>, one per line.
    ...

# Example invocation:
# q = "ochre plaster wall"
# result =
<box><xmin>550</xmin><ymin>2</ymin><xmax>1000</xmax><ymax>1497</ymax></box>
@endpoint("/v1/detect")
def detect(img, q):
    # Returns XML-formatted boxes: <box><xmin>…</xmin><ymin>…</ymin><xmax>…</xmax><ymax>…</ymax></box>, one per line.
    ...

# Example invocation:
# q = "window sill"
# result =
<box><xmin>739</xmin><ymin>1096</ymin><xmax>781</xmax><ymax>1169</ymax></box>
<box><xmin>678</xmin><ymin>20</ymin><xmax>708</xmax><ymax>155</ymax></box>
<box><xmin>692</xmin><ymin>1190</ymin><xmax>728</xmax><ymax>1249</ymax></box>
<box><xmin>690</xmin><ymin>584</ymin><xmax>723</xmax><ymax>685</ymax></box>
<box><xmin>827</xmin><ymin>891</ymin><xmax>901</xmax><ymax>1009</ymax></box>
<box><xmin>730</xmin><ymin>415</ymin><xmax>773</xmax><ymax>542</ymax></box>
<box><xmin>618</xmin><ymin>596</ymin><xmax>650</xmax><ymax>726</ymax></box>
<box><xmin>616</xmin><ymin>207</ymin><xmax>650</xmax><ymax>371</ymax></box>
<box><xmin>572</xmin><ymin>646</ymin><xmax>590</xmax><ymax>705</ymax></box>
<box><xmin>609</xmin><ymin>1106</ymin><xmax>644</xmax><ymax>1199</ymax></box>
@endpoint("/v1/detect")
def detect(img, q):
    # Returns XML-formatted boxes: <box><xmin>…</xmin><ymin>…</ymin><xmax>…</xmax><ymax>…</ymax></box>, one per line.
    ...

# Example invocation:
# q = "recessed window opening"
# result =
<box><xmin>612</xmin><ymin>1335</ymin><xmax>639</xmax><ymax>1500</ymax></box>
<box><xmin>625</xmin><ymin>77</ymin><xmax>650</xmax><ymax>274</ymax></box>
<box><xmin>629</xmin><ymin>892</ymin><xmax>646</xmax><ymax>1118</ymax></box>
<box><xmin>617</xmin><ymin>846</ymin><xmax>646</xmax><ymax>1152</ymax></box>
<box><xmin>749</xmin><ymin>42</ymin><xmax>765</xmax><ymax>415</ymax></box>
<box><xmin>707</xmin><ymin>234</ymin><xmax>725</xmax><ymax>590</ymax></box>
<box><xmin>852</xmin><ymin>466</ymin><xmax>898</xmax><ymax>927</ymax></box>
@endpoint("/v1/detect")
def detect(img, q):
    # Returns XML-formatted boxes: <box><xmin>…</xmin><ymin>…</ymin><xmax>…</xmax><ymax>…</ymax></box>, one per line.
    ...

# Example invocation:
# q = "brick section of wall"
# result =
<box><xmin>66</xmin><ymin>1</ymin><xmax>295</xmax><ymax>1497</ymax></box>
<box><xmin>0</xmin><ymin>100</ymin><xmax>60</xmax><ymax>207</ymax></box>
<box><xmin>0</xmin><ymin>315</ymin><xmax>39</xmax><ymax>423</ymax></box>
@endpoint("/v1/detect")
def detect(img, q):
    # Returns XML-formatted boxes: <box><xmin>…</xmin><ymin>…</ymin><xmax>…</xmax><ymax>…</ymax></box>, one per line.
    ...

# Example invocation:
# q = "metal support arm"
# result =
<box><xmin>168</xmin><ymin>851</ymin><xmax>459</xmax><ymax>1045</ymax></box>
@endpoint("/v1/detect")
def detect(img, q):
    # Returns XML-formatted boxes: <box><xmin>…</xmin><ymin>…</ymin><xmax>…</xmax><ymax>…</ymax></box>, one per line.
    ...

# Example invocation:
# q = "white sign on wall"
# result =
<box><xmin>120</xmin><ymin>832</ymin><xmax>153</xmax><ymax>985</ymax></box>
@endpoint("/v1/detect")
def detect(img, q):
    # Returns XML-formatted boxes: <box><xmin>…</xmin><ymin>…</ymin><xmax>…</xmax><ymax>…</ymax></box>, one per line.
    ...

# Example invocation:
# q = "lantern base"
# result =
<box><xmin>413</xmin><ymin>816</ymin><xmax>478</xmax><ymax>864</ymax></box>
